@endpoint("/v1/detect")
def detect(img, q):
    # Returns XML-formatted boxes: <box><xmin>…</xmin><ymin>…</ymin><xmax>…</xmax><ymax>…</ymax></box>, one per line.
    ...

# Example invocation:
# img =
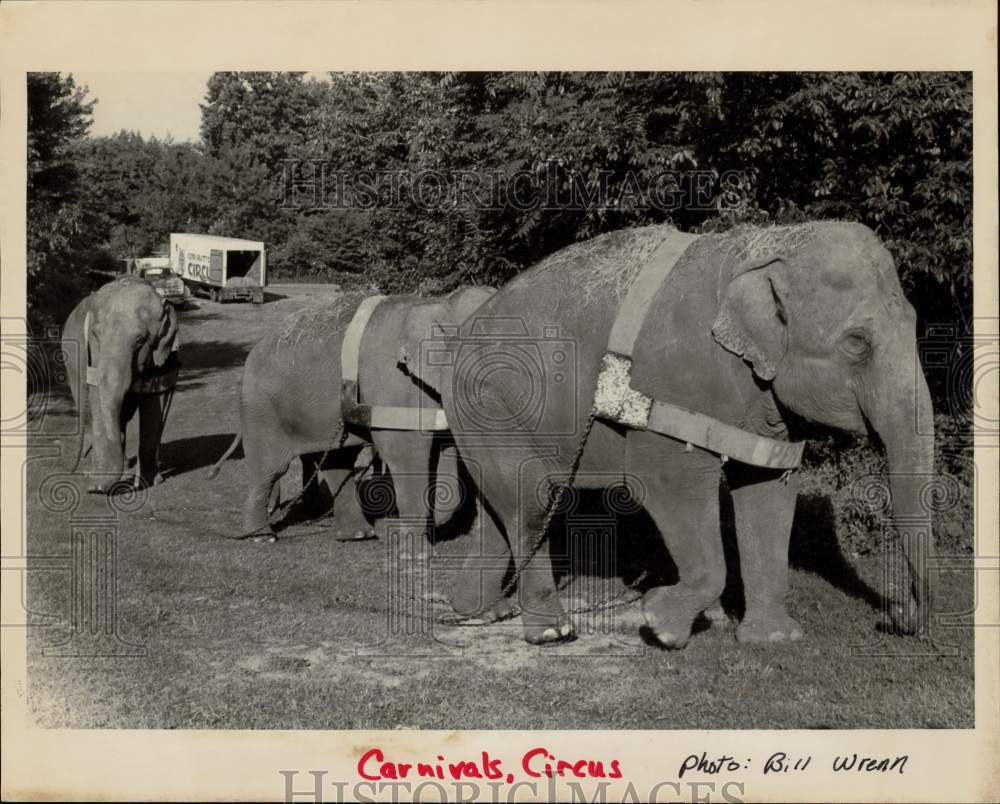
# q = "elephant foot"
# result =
<box><xmin>521</xmin><ymin>593</ymin><xmax>576</xmax><ymax>644</ymax></box>
<box><xmin>703</xmin><ymin>601</ymin><xmax>733</xmax><ymax>629</ymax></box>
<box><xmin>231</xmin><ymin>526</ymin><xmax>278</xmax><ymax>544</ymax></box>
<box><xmin>886</xmin><ymin>595</ymin><xmax>927</xmax><ymax>636</ymax></box>
<box><xmin>133</xmin><ymin>472</ymin><xmax>164</xmax><ymax>490</ymax></box>
<box><xmin>335</xmin><ymin>526</ymin><xmax>377</xmax><ymax>542</ymax></box>
<box><xmin>374</xmin><ymin>520</ymin><xmax>430</xmax><ymax>543</ymax></box>
<box><xmin>249</xmin><ymin>533</ymin><xmax>278</xmax><ymax>544</ymax></box>
<box><xmin>89</xmin><ymin>479</ymin><xmax>133</xmax><ymax>496</ymax></box>
<box><xmin>736</xmin><ymin>612</ymin><xmax>804</xmax><ymax>644</ymax></box>
<box><xmin>450</xmin><ymin>588</ymin><xmax>515</xmax><ymax>624</ymax></box>
<box><xmin>641</xmin><ymin>587</ymin><xmax>697</xmax><ymax>650</ymax></box>
<box><xmin>523</xmin><ymin>617</ymin><xmax>576</xmax><ymax>645</ymax></box>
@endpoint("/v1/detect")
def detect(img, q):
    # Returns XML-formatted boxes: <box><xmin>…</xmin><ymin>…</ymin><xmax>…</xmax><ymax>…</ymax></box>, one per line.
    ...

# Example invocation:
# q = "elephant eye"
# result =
<box><xmin>842</xmin><ymin>329</ymin><xmax>873</xmax><ymax>362</ymax></box>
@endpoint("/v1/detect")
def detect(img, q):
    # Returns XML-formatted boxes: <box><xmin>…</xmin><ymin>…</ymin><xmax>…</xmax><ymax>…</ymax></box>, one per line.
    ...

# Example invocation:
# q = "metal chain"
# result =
<box><xmin>449</xmin><ymin>408</ymin><xmax>601</xmax><ymax>623</ymax></box>
<box><xmin>263</xmin><ymin>422</ymin><xmax>351</xmax><ymax>528</ymax></box>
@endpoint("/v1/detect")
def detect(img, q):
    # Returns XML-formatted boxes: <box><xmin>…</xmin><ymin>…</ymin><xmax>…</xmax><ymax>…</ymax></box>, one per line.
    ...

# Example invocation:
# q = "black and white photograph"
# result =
<box><xmin>2</xmin><ymin>2</ymin><xmax>997</xmax><ymax>802</ymax></box>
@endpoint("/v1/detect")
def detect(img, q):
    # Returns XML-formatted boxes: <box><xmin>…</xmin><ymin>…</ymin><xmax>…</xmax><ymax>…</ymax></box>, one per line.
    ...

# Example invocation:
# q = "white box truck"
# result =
<box><xmin>170</xmin><ymin>233</ymin><xmax>267</xmax><ymax>304</ymax></box>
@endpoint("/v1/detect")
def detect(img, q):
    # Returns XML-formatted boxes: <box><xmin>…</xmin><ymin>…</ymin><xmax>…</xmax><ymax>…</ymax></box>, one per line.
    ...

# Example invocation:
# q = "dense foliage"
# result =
<box><xmin>28</xmin><ymin>70</ymin><xmax>972</xmax><ymax>331</ymax></box>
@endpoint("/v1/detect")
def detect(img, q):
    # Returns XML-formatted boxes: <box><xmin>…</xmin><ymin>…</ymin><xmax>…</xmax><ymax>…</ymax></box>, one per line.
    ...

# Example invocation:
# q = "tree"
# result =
<box><xmin>26</xmin><ymin>73</ymin><xmax>96</xmax><ymax>329</ymax></box>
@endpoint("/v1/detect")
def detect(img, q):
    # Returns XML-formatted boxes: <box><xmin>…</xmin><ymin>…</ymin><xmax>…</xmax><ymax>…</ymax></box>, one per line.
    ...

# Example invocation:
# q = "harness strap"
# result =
<box><xmin>607</xmin><ymin>232</ymin><xmax>702</xmax><ymax>355</ymax></box>
<box><xmin>83</xmin><ymin>310</ymin><xmax>98</xmax><ymax>386</ymax></box>
<box><xmin>593</xmin><ymin>232</ymin><xmax>804</xmax><ymax>470</ymax></box>
<box><xmin>341</xmin><ymin>295</ymin><xmax>450</xmax><ymax>431</ymax></box>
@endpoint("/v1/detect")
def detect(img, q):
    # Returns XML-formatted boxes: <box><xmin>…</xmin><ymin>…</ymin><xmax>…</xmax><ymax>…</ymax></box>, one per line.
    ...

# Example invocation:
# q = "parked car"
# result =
<box><xmin>139</xmin><ymin>266</ymin><xmax>187</xmax><ymax>307</ymax></box>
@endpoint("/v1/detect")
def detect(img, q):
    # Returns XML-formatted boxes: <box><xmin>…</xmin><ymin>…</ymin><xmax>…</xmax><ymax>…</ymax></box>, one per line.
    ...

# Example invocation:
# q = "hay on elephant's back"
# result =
<box><xmin>535</xmin><ymin>224</ymin><xmax>680</xmax><ymax>306</ymax></box>
<box><xmin>722</xmin><ymin>223</ymin><xmax>817</xmax><ymax>262</ymax></box>
<box><xmin>277</xmin><ymin>292</ymin><xmax>364</xmax><ymax>349</ymax></box>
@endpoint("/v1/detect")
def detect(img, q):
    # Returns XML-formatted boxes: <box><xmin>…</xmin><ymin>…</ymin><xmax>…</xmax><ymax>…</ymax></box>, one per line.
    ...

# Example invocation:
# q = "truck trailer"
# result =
<box><xmin>169</xmin><ymin>233</ymin><xmax>267</xmax><ymax>303</ymax></box>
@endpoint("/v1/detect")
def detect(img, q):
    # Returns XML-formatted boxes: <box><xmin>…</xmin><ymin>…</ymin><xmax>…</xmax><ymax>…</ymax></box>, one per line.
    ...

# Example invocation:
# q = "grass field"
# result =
<box><xmin>24</xmin><ymin>287</ymin><xmax>975</xmax><ymax>729</ymax></box>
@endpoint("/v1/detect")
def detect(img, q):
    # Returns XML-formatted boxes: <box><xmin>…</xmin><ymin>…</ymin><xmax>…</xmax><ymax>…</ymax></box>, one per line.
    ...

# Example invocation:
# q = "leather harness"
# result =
<box><xmin>340</xmin><ymin>234</ymin><xmax>804</xmax><ymax>469</ymax></box>
<box><xmin>340</xmin><ymin>295</ymin><xmax>450</xmax><ymax>431</ymax></box>
<box><xmin>591</xmin><ymin>231</ymin><xmax>804</xmax><ymax>469</ymax></box>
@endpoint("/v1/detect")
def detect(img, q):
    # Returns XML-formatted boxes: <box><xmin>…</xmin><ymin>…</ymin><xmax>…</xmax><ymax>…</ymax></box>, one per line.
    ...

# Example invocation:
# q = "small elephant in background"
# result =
<box><xmin>211</xmin><ymin>286</ymin><xmax>495</xmax><ymax>542</ymax></box>
<box><xmin>62</xmin><ymin>275</ymin><xmax>180</xmax><ymax>493</ymax></box>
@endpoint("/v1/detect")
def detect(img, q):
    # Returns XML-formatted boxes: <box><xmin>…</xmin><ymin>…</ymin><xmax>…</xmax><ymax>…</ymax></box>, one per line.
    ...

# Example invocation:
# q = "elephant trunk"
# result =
<box><xmin>96</xmin><ymin>359</ymin><xmax>130</xmax><ymax>483</ymax></box>
<box><xmin>863</xmin><ymin>360</ymin><xmax>936</xmax><ymax>635</ymax></box>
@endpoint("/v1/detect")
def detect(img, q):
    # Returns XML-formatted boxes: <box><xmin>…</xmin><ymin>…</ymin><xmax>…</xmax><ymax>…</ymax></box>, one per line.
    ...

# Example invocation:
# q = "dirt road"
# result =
<box><xmin>24</xmin><ymin>287</ymin><xmax>974</xmax><ymax>729</ymax></box>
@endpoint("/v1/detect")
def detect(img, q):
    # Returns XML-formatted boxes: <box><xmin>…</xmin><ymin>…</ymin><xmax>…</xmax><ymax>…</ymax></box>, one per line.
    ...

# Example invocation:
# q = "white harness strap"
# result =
<box><xmin>341</xmin><ymin>295</ymin><xmax>386</xmax><ymax>384</ymax></box>
<box><xmin>83</xmin><ymin>309</ymin><xmax>99</xmax><ymax>386</ymax></box>
<box><xmin>341</xmin><ymin>295</ymin><xmax>450</xmax><ymax>431</ymax></box>
<box><xmin>592</xmin><ymin>230</ymin><xmax>804</xmax><ymax>470</ymax></box>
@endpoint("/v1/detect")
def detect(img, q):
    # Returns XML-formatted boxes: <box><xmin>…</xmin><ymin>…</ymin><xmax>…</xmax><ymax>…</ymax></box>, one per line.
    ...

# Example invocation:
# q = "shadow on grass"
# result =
<box><xmin>788</xmin><ymin>491</ymin><xmax>883</xmax><ymax>612</ymax></box>
<box><xmin>160</xmin><ymin>433</ymin><xmax>242</xmax><ymax>480</ymax></box>
<box><xmin>546</xmin><ymin>483</ymin><xmax>884</xmax><ymax>622</ymax></box>
<box><xmin>179</xmin><ymin>339</ymin><xmax>251</xmax><ymax>373</ymax></box>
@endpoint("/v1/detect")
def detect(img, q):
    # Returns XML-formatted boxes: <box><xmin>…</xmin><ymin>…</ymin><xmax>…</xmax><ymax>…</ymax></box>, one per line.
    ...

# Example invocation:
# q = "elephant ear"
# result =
<box><xmin>152</xmin><ymin>303</ymin><xmax>179</xmax><ymax>367</ymax></box>
<box><xmin>711</xmin><ymin>253</ymin><xmax>790</xmax><ymax>381</ymax></box>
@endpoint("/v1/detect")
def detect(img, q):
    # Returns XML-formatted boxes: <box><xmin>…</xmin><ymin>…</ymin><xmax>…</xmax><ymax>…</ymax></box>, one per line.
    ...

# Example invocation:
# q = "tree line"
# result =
<box><xmin>28</xmin><ymin>71</ymin><xmax>972</xmax><ymax>338</ymax></box>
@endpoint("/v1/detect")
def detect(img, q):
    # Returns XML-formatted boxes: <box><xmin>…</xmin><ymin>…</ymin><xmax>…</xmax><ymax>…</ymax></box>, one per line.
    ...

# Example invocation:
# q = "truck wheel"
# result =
<box><xmin>209</xmin><ymin>288</ymin><xmax>218</xmax><ymax>303</ymax></box>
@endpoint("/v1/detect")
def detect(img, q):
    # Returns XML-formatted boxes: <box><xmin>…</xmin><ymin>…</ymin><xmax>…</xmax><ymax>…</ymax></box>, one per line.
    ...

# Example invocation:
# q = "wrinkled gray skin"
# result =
<box><xmin>62</xmin><ymin>276</ymin><xmax>180</xmax><ymax>492</ymax></box>
<box><xmin>214</xmin><ymin>286</ymin><xmax>495</xmax><ymax>541</ymax></box>
<box><xmin>442</xmin><ymin>222</ymin><xmax>935</xmax><ymax>646</ymax></box>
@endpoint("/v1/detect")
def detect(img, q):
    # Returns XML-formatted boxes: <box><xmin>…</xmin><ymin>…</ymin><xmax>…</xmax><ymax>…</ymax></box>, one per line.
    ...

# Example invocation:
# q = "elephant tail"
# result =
<box><xmin>208</xmin><ymin>431</ymin><xmax>242</xmax><ymax>479</ymax></box>
<box><xmin>68</xmin><ymin>416</ymin><xmax>91</xmax><ymax>473</ymax></box>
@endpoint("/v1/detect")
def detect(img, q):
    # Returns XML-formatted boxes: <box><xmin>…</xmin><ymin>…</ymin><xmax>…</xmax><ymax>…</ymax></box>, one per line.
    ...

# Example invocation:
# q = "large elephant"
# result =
<box><xmin>212</xmin><ymin>286</ymin><xmax>495</xmax><ymax>542</ymax></box>
<box><xmin>62</xmin><ymin>275</ymin><xmax>180</xmax><ymax>493</ymax></box>
<box><xmin>439</xmin><ymin>222</ymin><xmax>935</xmax><ymax>646</ymax></box>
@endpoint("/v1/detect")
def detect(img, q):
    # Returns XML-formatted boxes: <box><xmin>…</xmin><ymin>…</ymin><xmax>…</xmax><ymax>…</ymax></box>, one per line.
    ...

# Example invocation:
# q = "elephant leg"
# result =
<box><xmin>136</xmin><ymin>392</ymin><xmax>168</xmax><ymax>487</ymax></box>
<box><xmin>450</xmin><ymin>499</ymin><xmax>514</xmax><ymax>622</ymax></box>
<box><xmin>370</xmin><ymin>431</ymin><xmax>433</xmax><ymax>539</ymax></box>
<box><xmin>300</xmin><ymin>447</ymin><xmax>374</xmax><ymax>540</ymax></box>
<box><xmin>703</xmin><ymin>598</ymin><xmax>732</xmax><ymax>628</ymax></box>
<box><xmin>507</xmin><ymin>453</ymin><xmax>574</xmax><ymax>644</ymax></box>
<box><xmin>87</xmin><ymin>384</ymin><xmax>128</xmax><ymax>493</ymax></box>
<box><xmin>630</xmin><ymin>433</ymin><xmax>726</xmax><ymax>649</ymax></box>
<box><xmin>725</xmin><ymin>463</ymin><xmax>803</xmax><ymax>643</ymax></box>
<box><xmin>239</xmin><ymin>424</ymin><xmax>291</xmax><ymax>541</ymax></box>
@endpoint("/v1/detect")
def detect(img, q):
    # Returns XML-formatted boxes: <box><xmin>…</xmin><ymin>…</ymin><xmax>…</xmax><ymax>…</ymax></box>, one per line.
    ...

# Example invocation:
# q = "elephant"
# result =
<box><xmin>438</xmin><ymin>221</ymin><xmax>936</xmax><ymax>646</ymax></box>
<box><xmin>61</xmin><ymin>275</ymin><xmax>180</xmax><ymax>493</ymax></box>
<box><xmin>211</xmin><ymin>285</ymin><xmax>495</xmax><ymax>542</ymax></box>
